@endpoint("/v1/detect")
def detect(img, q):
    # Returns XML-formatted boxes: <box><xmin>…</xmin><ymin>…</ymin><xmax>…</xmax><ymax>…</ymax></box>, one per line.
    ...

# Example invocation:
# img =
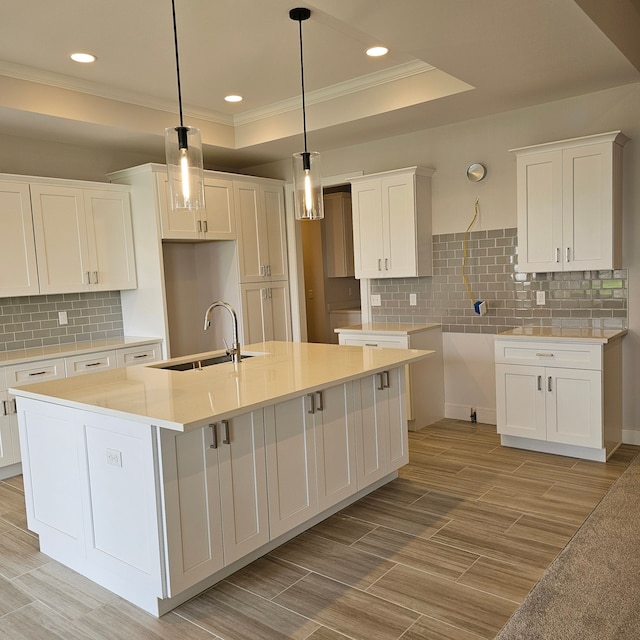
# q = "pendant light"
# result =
<box><xmin>290</xmin><ymin>7</ymin><xmax>324</xmax><ymax>220</ymax></box>
<box><xmin>165</xmin><ymin>0</ymin><xmax>205</xmax><ymax>210</ymax></box>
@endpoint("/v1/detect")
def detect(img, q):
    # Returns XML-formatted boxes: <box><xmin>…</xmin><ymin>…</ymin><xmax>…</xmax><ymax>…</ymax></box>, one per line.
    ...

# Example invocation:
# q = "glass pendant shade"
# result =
<box><xmin>292</xmin><ymin>151</ymin><xmax>324</xmax><ymax>220</ymax></box>
<box><xmin>165</xmin><ymin>125</ymin><xmax>205</xmax><ymax>210</ymax></box>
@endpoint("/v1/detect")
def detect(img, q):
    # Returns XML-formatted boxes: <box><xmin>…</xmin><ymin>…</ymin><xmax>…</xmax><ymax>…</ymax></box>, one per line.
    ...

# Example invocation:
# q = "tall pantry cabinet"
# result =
<box><xmin>108</xmin><ymin>164</ymin><xmax>291</xmax><ymax>357</ymax></box>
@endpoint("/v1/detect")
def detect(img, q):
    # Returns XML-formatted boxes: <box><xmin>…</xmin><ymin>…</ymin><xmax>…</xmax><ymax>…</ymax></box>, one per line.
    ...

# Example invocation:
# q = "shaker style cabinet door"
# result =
<box><xmin>0</xmin><ymin>182</ymin><xmax>39</xmax><ymax>297</ymax></box>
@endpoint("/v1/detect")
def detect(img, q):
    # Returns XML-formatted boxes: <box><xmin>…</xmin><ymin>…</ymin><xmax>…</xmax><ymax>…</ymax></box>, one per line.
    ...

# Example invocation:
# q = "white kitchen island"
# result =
<box><xmin>10</xmin><ymin>340</ymin><xmax>432</xmax><ymax>616</ymax></box>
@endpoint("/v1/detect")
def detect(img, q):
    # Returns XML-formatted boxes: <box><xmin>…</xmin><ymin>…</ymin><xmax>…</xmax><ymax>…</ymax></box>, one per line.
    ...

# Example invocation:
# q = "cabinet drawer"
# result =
<box><xmin>6</xmin><ymin>358</ymin><xmax>66</xmax><ymax>387</ymax></box>
<box><xmin>495</xmin><ymin>340</ymin><xmax>602</xmax><ymax>370</ymax></box>
<box><xmin>65</xmin><ymin>351</ymin><xmax>117</xmax><ymax>377</ymax></box>
<box><xmin>339</xmin><ymin>335</ymin><xmax>409</xmax><ymax>349</ymax></box>
<box><xmin>116</xmin><ymin>343</ymin><xmax>162</xmax><ymax>367</ymax></box>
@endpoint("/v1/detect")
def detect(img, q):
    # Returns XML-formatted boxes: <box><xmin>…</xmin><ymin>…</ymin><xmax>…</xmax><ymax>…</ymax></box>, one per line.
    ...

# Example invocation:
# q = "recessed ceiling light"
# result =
<box><xmin>366</xmin><ymin>46</ymin><xmax>388</xmax><ymax>57</ymax></box>
<box><xmin>70</xmin><ymin>52</ymin><xmax>96</xmax><ymax>63</ymax></box>
<box><xmin>225</xmin><ymin>95</ymin><xmax>243</xmax><ymax>103</ymax></box>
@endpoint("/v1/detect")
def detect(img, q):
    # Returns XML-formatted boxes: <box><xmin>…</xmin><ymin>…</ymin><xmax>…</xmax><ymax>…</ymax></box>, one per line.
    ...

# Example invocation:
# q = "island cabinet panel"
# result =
<box><xmin>264</xmin><ymin>397</ymin><xmax>318</xmax><ymax>539</ymax></box>
<box><xmin>18</xmin><ymin>400</ymin><xmax>165</xmax><ymax>606</ymax></box>
<box><xmin>160</xmin><ymin>410</ymin><xmax>269</xmax><ymax>595</ymax></box>
<box><xmin>354</xmin><ymin>367</ymin><xmax>408</xmax><ymax>488</ymax></box>
<box><xmin>311</xmin><ymin>383</ymin><xmax>358</xmax><ymax>511</ymax></box>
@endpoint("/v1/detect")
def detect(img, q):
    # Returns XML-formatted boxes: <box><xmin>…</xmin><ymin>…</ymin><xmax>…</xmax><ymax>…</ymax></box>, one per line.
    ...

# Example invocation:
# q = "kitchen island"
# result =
<box><xmin>10</xmin><ymin>340</ymin><xmax>433</xmax><ymax>616</ymax></box>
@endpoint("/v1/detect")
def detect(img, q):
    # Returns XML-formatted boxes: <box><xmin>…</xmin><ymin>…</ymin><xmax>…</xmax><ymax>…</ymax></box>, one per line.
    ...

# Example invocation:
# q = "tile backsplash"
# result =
<box><xmin>371</xmin><ymin>228</ymin><xmax>628</xmax><ymax>333</ymax></box>
<box><xmin>0</xmin><ymin>291</ymin><xmax>123</xmax><ymax>352</ymax></box>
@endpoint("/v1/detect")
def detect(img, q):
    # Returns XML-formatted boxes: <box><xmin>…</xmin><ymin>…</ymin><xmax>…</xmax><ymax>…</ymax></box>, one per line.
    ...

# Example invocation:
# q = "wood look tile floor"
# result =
<box><xmin>0</xmin><ymin>419</ymin><xmax>637</xmax><ymax>640</ymax></box>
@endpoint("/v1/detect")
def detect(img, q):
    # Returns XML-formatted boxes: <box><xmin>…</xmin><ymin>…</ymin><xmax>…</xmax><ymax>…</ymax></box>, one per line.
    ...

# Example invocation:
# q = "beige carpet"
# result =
<box><xmin>496</xmin><ymin>453</ymin><xmax>640</xmax><ymax>639</ymax></box>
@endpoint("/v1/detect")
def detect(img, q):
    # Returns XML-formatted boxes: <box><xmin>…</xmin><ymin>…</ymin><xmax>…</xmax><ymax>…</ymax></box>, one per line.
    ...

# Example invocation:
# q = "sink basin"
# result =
<box><xmin>155</xmin><ymin>353</ymin><xmax>255</xmax><ymax>372</ymax></box>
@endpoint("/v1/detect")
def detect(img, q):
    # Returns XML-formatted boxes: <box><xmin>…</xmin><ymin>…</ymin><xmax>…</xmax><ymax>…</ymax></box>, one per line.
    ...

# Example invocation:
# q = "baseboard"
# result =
<box><xmin>445</xmin><ymin>403</ymin><xmax>496</xmax><ymax>425</ymax></box>
<box><xmin>622</xmin><ymin>429</ymin><xmax>640</xmax><ymax>446</ymax></box>
<box><xmin>0</xmin><ymin>462</ymin><xmax>22</xmax><ymax>481</ymax></box>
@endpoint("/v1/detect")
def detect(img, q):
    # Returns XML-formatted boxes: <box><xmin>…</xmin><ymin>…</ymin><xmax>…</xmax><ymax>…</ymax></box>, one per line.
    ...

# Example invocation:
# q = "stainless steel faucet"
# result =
<box><xmin>203</xmin><ymin>301</ymin><xmax>241</xmax><ymax>364</ymax></box>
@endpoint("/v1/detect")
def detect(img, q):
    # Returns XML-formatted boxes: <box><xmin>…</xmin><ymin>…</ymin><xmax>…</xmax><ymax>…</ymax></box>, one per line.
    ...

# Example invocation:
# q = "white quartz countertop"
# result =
<box><xmin>497</xmin><ymin>326</ymin><xmax>627</xmax><ymax>343</ymax></box>
<box><xmin>10</xmin><ymin>341</ymin><xmax>434</xmax><ymax>432</ymax></box>
<box><xmin>334</xmin><ymin>322</ymin><xmax>441</xmax><ymax>336</ymax></box>
<box><xmin>0</xmin><ymin>336</ymin><xmax>162</xmax><ymax>367</ymax></box>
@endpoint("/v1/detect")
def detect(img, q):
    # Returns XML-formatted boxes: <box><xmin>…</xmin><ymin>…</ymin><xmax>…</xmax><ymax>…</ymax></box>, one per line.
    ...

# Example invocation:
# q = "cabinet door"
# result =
<box><xmin>235</xmin><ymin>181</ymin><xmax>287</xmax><ymax>283</ymax></box>
<box><xmin>0</xmin><ymin>390</ymin><xmax>19</xmax><ymax>468</ymax></box>
<box><xmin>31</xmin><ymin>184</ymin><xmax>91</xmax><ymax>293</ymax></box>
<box><xmin>217</xmin><ymin>412</ymin><xmax>269</xmax><ymax>564</ymax></box>
<box><xmin>313</xmin><ymin>384</ymin><xmax>357</xmax><ymax>511</ymax></box>
<box><xmin>268</xmin><ymin>282</ymin><xmax>291</xmax><ymax>342</ymax></box>
<box><xmin>160</xmin><ymin>425</ymin><xmax>224</xmax><ymax>596</ymax></box>
<box><xmin>546</xmin><ymin>367</ymin><xmax>602</xmax><ymax>448</ymax></box>
<box><xmin>351</xmin><ymin>180</ymin><xmax>384</xmax><ymax>279</ymax></box>
<box><xmin>264</xmin><ymin>397</ymin><xmax>318</xmax><ymax>539</ymax></box>
<box><xmin>156</xmin><ymin>174</ymin><xmax>201</xmax><ymax>240</ymax></box>
<box><xmin>354</xmin><ymin>375</ymin><xmax>387</xmax><ymax>488</ymax></box>
<box><xmin>261</xmin><ymin>183</ymin><xmax>288</xmax><ymax>280</ymax></box>
<box><xmin>202</xmin><ymin>178</ymin><xmax>236</xmax><ymax>239</ymax></box>
<box><xmin>0</xmin><ymin>182</ymin><xmax>39</xmax><ymax>297</ymax></box>
<box><xmin>496</xmin><ymin>363</ymin><xmax>546</xmax><ymax>440</ymax></box>
<box><xmin>84</xmin><ymin>189</ymin><xmax>137</xmax><ymax>291</ymax></box>
<box><xmin>383</xmin><ymin>367</ymin><xmax>409</xmax><ymax>470</ymax></box>
<box><xmin>324</xmin><ymin>193</ymin><xmax>354</xmax><ymax>278</ymax></box>
<box><xmin>240</xmin><ymin>283</ymin><xmax>269</xmax><ymax>344</ymax></box>
<box><xmin>562</xmin><ymin>142</ymin><xmax>613</xmax><ymax>271</ymax></box>
<box><xmin>382</xmin><ymin>173</ymin><xmax>417</xmax><ymax>277</ymax></box>
<box><xmin>516</xmin><ymin>150</ymin><xmax>563</xmax><ymax>273</ymax></box>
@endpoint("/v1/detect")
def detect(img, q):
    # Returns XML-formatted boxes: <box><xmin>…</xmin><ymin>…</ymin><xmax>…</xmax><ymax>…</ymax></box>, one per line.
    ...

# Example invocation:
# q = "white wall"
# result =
<box><xmin>249</xmin><ymin>82</ymin><xmax>640</xmax><ymax>436</ymax></box>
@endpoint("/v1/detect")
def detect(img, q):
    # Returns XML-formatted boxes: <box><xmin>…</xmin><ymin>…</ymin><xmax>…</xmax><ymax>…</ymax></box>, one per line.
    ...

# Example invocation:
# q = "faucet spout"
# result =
<box><xmin>203</xmin><ymin>301</ymin><xmax>241</xmax><ymax>364</ymax></box>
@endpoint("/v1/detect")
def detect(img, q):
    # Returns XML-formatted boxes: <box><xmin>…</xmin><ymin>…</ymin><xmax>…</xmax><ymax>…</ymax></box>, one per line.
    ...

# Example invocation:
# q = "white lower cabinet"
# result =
<box><xmin>495</xmin><ymin>335</ymin><xmax>622</xmax><ymax>461</ymax></box>
<box><xmin>0</xmin><ymin>370</ymin><xmax>19</xmax><ymax>468</ymax></box>
<box><xmin>264</xmin><ymin>396</ymin><xmax>319</xmax><ymax>539</ymax></box>
<box><xmin>160</xmin><ymin>410</ymin><xmax>268</xmax><ymax>595</ymax></box>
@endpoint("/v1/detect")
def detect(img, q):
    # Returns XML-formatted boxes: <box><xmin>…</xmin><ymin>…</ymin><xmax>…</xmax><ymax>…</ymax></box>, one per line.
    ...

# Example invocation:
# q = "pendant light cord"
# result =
<box><xmin>170</xmin><ymin>0</ymin><xmax>184</xmax><ymax>128</ymax></box>
<box><xmin>296</xmin><ymin>18</ymin><xmax>308</xmax><ymax>154</ymax></box>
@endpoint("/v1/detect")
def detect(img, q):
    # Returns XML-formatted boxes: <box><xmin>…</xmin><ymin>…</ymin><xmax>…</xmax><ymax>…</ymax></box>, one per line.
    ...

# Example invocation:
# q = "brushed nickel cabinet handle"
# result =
<box><xmin>209</xmin><ymin>423</ymin><xmax>218</xmax><ymax>449</ymax></box>
<box><xmin>385</xmin><ymin>258</ymin><xmax>389</xmax><ymax>270</ymax></box>
<box><xmin>377</xmin><ymin>372</ymin><xmax>385</xmax><ymax>391</ymax></box>
<box><xmin>28</xmin><ymin>371</ymin><xmax>48</xmax><ymax>377</ymax></box>
<box><xmin>383</xmin><ymin>370</ymin><xmax>390</xmax><ymax>388</ymax></box>
<box><xmin>307</xmin><ymin>393</ymin><xmax>316</xmax><ymax>414</ymax></box>
<box><xmin>566</xmin><ymin>247</ymin><xmax>570</xmax><ymax>262</ymax></box>
<box><xmin>556</xmin><ymin>248</ymin><xmax>560</xmax><ymax>263</ymax></box>
<box><xmin>1</xmin><ymin>400</ymin><xmax>7</xmax><ymax>416</ymax></box>
<box><xmin>537</xmin><ymin>375</ymin><xmax>542</xmax><ymax>391</ymax></box>
<box><xmin>203</xmin><ymin>220</ymin><xmax>208</xmax><ymax>233</ymax></box>
<box><xmin>378</xmin><ymin>258</ymin><xmax>382</xmax><ymax>271</ymax></box>
<box><xmin>548</xmin><ymin>376</ymin><xmax>553</xmax><ymax>392</ymax></box>
<box><xmin>535</xmin><ymin>353</ymin><xmax>555</xmax><ymax>358</ymax></box>
<box><xmin>316</xmin><ymin>391</ymin><xmax>324</xmax><ymax>412</ymax></box>
<box><xmin>221</xmin><ymin>419</ymin><xmax>230</xmax><ymax>444</ymax></box>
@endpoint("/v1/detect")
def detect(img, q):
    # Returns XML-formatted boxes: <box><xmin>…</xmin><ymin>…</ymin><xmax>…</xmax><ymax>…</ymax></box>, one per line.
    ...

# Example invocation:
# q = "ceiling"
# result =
<box><xmin>1</xmin><ymin>0</ymin><xmax>640</xmax><ymax>171</ymax></box>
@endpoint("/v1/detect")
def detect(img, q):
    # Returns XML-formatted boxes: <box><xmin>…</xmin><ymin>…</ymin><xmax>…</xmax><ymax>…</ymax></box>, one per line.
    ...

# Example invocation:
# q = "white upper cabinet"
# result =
<box><xmin>157</xmin><ymin>173</ymin><xmax>236</xmax><ymax>241</ymax></box>
<box><xmin>512</xmin><ymin>131</ymin><xmax>628</xmax><ymax>273</ymax></box>
<box><xmin>0</xmin><ymin>181</ymin><xmax>39</xmax><ymax>297</ymax></box>
<box><xmin>234</xmin><ymin>180</ymin><xmax>288</xmax><ymax>283</ymax></box>
<box><xmin>31</xmin><ymin>184</ymin><xmax>136</xmax><ymax>294</ymax></box>
<box><xmin>350</xmin><ymin>166</ymin><xmax>434</xmax><ymax>279</ymax></box>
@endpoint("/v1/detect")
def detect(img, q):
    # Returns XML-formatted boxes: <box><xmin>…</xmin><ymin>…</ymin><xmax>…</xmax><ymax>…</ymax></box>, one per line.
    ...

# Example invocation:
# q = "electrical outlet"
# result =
<box><xmin>58</xmin><ymin>311</ymin><xmax>68</xmax><ymax>325</ymax></box>
<box><xmin>409</xmin><ymin>293</ymin><xmax>417</xmax><ymax>306</ymax></box>
<box><xmin>106</xmin><ymin>448</ymin><xmax>122</xmax><ymax>467</ymax></box>
<box><xmin>536</xmin><ymin>291</ymin><xmax>546</xmax><ymax>305</ymax></box>
<box><xmin>370</xmin><ymin>294</ymin><xmax>382</xmax><ymax>306</ymax></box>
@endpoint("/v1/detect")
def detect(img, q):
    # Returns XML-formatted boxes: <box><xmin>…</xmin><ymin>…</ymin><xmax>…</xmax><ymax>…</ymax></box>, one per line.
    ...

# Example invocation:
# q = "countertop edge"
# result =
<box><xmin>495</xmin><ymin>328</ymin><xmax>627</xmax><ymax>344</ymax></box>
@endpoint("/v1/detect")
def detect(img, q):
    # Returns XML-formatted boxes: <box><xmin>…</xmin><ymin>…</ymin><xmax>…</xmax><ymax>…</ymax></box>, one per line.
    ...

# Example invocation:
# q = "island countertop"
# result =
<box><xmin>9</xmin><ymin>341</ymin><xmax>433</xmax><ymax>431</ymax></box>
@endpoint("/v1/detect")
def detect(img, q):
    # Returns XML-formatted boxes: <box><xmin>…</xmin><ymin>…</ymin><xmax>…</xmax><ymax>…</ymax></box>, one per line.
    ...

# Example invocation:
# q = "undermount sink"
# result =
<box><xmin>154</xmin><ymin>353</ymin><xmax>256</xmax><ymax>372</ymax></box>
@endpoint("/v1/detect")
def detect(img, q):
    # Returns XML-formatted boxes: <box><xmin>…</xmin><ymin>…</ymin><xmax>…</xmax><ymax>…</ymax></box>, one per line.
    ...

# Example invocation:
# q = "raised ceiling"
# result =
<box><xmin>1</xmin><ymin>0</ymin><xmax>639</xmax><ymax>170</ymax></box>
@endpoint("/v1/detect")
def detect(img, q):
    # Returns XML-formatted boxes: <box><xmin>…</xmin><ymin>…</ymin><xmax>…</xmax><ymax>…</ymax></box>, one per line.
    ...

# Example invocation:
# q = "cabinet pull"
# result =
<box><xmin>202</xmin><ymin>220</ymin><xmax>208</xmax><ymax>233</ymax></box>
<box><xmin>555</xmin><ymin>248</ymin><xmax>560</xmax><ymax>263</ymax></box>
<box><xmin>1</xmin><ymin>400</ymin><xmax>7</xmax><ymax>416</ymax></box>
<box><xmin>537</xmin><ymin>375</ymin><xmax>542</xmax><ymax>391</ymax></box>
<box><xmin>548</xmin><ymin>376</ymin><xmax>553</xmax><ymax>392</ymax></box>
<box><xmin>383</xmin><ymin>370</ymin><xmax>390</xmax><ymax>388</ymax></box>
<box><xmin>260</xmin><ymin>265</ymin><xmax>266</xmax><ymax>276</ymax></box>
<box><xmin>377</xmin><ymin>372</ymin><xmax>385</xmax><ymax>391</ymax></box>
<box><xmin>385</xmin><ymin>258</ymin><xmax>389</xmax><ymax>270</ymax></box>
<box><xmin>28</xmin><ymin>371</ymin><xmax>48</xmax><ymax>377</ymax></box>
<box><xmin>86</xmin><ymin>271</ymin><xmax>91</xmax><ymax>285</ymax></box>
<box><xmin>378</xmin><ymin>258</ymin><xmax>382</xmax><ymax>271</ymax></box>
<box><xmin>365</xmin><ymin>343</ymin><xmax>378</xmax><ymax>347</ymax></box>
<box><xmin>209</xmin><ymin>423</ymin><xmax>218</xmax><ymax>449</ymax></box>
<box><xmin>267</xmin><ymin>264</ymin><xmax>271</xmax><ymax>276</ymax></box>
<box><xmin>261</xmin><ymin>288</ymin><xmax>267</xmax><ymax>300</ymax></box>
<box><xmin>93</xmin><ymin>271</ymin><xmax>99</xmax><ymax>284</ymax></box>
<box><xmin>307</xmin><ymin>393</ymin><xmax>316</xmax><ymax>414</ymax></box>
<box><xmin>535</xmin><ymin>352</ymin><xmax>555</xmax><ymax>358</ymax></box>
<box><xmin>10</xmin><ymin>398</ymin><xmax>16</xmax><ymax>413</ymax></box>
<box><xmin>132</xmin><ymin>354</ymin><xmax>148</xmax><ymax>359</ymax></box>
<box><xmin>85</xmin><ymin>361</ymin><xmax>102</xmax><ymax>367</ymax></box>
<box><xmin>221</xmin><ymin>419</ymin><xmax>230</xmax><ymax>444</ymax></box>
<box><xmin>197</xmin><ymin>220</ymin><xmax>202</xmax><ymax>232</ymax></box>
<box><xmin>316</xmin><ymin>391</ymin><xmax>324</xmax><ymax>412</ymax></box>
<box><xmin>566</xmin><ymin>247</ymin><xmax>570</xmax><ymax>262</ymax></box>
